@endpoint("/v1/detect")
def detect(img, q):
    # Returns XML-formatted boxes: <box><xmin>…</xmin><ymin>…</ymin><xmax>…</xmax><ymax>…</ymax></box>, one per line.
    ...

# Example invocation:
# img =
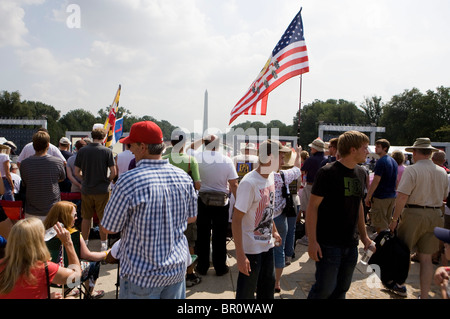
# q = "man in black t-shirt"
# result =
<box><xmin>75</xmin><ymin>128</ymin><xmax>116</xmax><ymax>250</ymax></box>
<box><xmin>306</xmin><ymin>130</ymin><xmax>373</xmax><ymax>299</ymax></box>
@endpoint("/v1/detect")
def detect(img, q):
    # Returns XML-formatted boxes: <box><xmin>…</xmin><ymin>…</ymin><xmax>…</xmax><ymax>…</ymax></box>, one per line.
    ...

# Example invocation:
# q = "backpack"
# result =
<box><xmin>368</xmin><ymin>230</ymin><xmax>410</xmax><ymax>285</ymax></box>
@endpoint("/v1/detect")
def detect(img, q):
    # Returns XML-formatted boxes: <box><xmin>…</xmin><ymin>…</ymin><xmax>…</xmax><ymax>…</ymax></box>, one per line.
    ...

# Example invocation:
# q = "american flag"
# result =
<box><xmin>229</xmin><ymin>9</ymin><xmax>309</xmax><ymax>125</ymax></box>
<box><xmin>104</xmin><ymin>84</ymin><xmax>121</xmax><ymax>148</ymax></box>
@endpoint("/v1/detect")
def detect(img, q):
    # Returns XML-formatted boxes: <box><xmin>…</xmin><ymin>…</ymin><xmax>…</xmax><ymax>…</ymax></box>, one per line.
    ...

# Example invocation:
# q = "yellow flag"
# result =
<box><xmin>104</xmin><ymin>85</ymin><xmax>121</xmax><ymax>148</ymax></box>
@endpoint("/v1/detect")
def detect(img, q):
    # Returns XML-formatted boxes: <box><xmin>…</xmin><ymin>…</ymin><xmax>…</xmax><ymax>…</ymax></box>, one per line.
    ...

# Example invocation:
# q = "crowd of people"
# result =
<box><xmin>0</xmin><ymin>122</ymin><xmax>449</xmax><ymax>300</ymax></box>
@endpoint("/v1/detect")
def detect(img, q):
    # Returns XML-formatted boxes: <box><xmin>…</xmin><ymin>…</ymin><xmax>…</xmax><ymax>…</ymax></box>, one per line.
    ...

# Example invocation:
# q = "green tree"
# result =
<box><xmin>380</xmin><ymin>87</ymin><xmax>450</xmax><ymax>144</ymax></box>
<box><xmin>0</xmin><ymin>90</ymin><xmax>30</xmax><ymax>118</ymax></box>
<box><xmin>231</xmin><ymin>120</ymin><xmax>267</xmax><ymax>132</ymax></box>
<box><xmin>59</xmin><ymin>109</ymin><xmax>97</xmax><ymax>132</ymax></box>
<box><xmin>293</xmin><ymin>99</ymin><xmax>366</xmax><ymax>148</ymax></box>
<box><xmin>266</xmin><ymin>120</ymin><xmax>291</xmax><ymax>136</ymax></box>
<box><xmin>360</xmin><ymin>96</ymin><xmax>383</xmax><ymax>125</ymax></box>
<box><xmin>22</xmin><ymin>100</ymin><xmax>62</xmax><ymax>144</ymax></box>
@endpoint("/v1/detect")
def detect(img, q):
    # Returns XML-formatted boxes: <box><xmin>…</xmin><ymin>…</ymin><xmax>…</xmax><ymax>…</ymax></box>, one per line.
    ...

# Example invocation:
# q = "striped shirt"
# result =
<box><xmin>101</xmin><ymin>159</ymin><xmax>198</xmax><ymax>288</ymax></box>
<box><xmin>20</xmin><ymin>155</ymin><xmax>65</xmax><ymax>216</ymax></box>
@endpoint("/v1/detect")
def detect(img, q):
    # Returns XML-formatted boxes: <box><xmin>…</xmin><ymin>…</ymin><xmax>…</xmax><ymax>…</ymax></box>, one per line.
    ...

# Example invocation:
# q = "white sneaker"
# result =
<box><xmin>101</xmin><ymin>243</ymin><xmax>108</xmax><ymax>251</ymax></box>
<box><xmin>296</xmin><ymin>236</ymin><xmax>309</xmax><ymax>246</ymax></box>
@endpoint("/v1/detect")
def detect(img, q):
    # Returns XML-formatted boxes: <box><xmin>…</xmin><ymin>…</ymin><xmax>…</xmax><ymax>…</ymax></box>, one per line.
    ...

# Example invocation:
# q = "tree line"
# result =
<box><xmin>0</xmin><ymin>90</ymin><xmax>177</xmax><ymax>146</ymax></box>
<box><xmin>1</xmin><ymin>86</ymin><xmax>449</xmax><ymax>147</ymax></box>
<box><xmin>232</xmin><ymin>86</ymin><xmax>450</xmax><ymax>147</ymax></box>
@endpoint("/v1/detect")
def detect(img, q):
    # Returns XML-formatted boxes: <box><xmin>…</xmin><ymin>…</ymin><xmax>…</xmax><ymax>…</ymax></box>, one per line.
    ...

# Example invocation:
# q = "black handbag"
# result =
<box><xmin>280</xmin><ymin>171</ymin><xmax>297</xmax><ymax>217</ymax></box>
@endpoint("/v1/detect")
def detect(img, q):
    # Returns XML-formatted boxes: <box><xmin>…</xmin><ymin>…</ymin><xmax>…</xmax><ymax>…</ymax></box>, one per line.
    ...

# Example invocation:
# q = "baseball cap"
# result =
<box><xmin>92</xmin><ymin>123</ymin><xmax>104</xmax><ymax>130</ymax></box>
<box><xmin>120</xmin><ymin>121</ymin><xmax>164</xmax><ymax>145</ymax></box>
<box><xmin>59</xmin><ymin>137</ymin><xmax>71</xmax><ymax>145</ymax></box>
<box><xmin>434</xmin><ymin>227</ymin><xmax>450</xmax><ymax>244</ymax></box>
<box><xmin>171</xmin><ymin>128</ymin><xmax>187</xmax><ymax>142</ymax></box>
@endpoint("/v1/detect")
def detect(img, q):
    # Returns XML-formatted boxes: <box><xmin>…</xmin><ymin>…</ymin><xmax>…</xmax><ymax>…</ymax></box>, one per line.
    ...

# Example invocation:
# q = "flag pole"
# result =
<box><xmin>297</xmin><ymin>6</ymin><xmax>304</xmax><ymax>147</ymax></box>
<box><xmin>297</xmin><ymin>74</ymin><xmax>302</xmax><ymax>147</ymax></box>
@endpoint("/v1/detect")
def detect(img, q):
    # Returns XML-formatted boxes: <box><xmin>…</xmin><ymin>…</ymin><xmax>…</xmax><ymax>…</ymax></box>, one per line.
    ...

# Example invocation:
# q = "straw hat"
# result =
<box><xmin>308</xmin><ymin>138</ymin><xmax>325</xmax><ymax>152</ymax></box>
<box><xmin>3</xmin><ymin>141</ymin><xmax>16</xmax><ymax>150</ymax></box>
<box><xmin>405</xmin><ymin>138</ymin><xmax>439</xmax><ymax>153</ymax></box>
<box><xmin>282</xmin><ymin>149</ymin><xmax>296</xmax><ymax>169</ymax></box>
<box><xmin>0</xmin><ymin>144</ymin><xmax>11</xmax><ymax>154</ymax></box>
<box><xmin>240</xmin><ymin>142</ymin><xmax>258</xmax><ymax>155</ymax></box>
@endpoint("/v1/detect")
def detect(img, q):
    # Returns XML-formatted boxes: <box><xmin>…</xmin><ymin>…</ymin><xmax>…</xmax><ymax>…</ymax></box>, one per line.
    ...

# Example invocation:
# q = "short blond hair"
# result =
<box><xmin>337</xmin><ymin>131</ymin><xmax>370</xmax><ymax>157</ymax></box>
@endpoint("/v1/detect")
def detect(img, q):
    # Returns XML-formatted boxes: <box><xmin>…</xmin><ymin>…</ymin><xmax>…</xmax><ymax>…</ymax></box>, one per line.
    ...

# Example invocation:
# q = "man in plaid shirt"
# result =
<box><xmin>101</xmin><ymin>121</ymin><xmax>197</xmax><ymax>299</ymax></box>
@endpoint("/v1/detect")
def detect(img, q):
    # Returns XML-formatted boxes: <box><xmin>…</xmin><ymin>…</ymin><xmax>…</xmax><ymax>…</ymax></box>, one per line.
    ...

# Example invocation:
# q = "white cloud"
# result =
<box><xmin>1</xmin><ymin>0</ymin><xmax>449</xmax><ymax>133</ymax></box>
<box><xmin>0</xmin><ymin>1</ymin><xmax>29</xmax><ymax>47</ymax></box>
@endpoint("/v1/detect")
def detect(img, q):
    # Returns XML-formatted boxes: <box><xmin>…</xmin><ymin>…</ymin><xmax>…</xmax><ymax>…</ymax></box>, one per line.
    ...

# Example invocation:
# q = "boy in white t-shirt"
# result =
<box><xmin>232</xmin><ymin>139</ymin><xmax>286</xmax><ymax>299</ymax></box>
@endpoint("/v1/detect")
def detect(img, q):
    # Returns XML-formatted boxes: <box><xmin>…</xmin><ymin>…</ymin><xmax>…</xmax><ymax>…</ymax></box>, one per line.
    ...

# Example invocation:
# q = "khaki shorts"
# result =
<box><xmin>184</xmin><ymin>222</ymin><xmax>197</xmax><ymax>248</ymax></box>
<box><xmin>300</xmin><ymin>184</ymin><xmax>312</xmax><ymax>212</ymax></box>
<box><xmin>369</xmin><ymin>197</ymin><xmax>396</xmax><ymax>230</ymax></box>
<box><xmin>81</xmin><ymin>192</ymin><xmax>110</xmax><ymax>221</ymax></box>
<box><xmin>397</xmin><ymin>207</ymin><xmax>444</xmax><ymax>254</ymax></box>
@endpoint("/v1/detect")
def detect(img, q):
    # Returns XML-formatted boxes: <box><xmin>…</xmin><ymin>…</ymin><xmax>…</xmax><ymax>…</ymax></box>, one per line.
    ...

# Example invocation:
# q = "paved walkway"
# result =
<box><xmin>90</xmin><ymin>228</ymin><xmax>445</xmax><ymax>300</ymax></box>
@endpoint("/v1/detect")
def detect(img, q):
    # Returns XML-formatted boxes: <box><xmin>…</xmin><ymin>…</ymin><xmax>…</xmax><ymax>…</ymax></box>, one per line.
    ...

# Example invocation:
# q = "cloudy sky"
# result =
<box><xmin>1</xmin><ymin>0</ymin><xmax>449</xmax><ymax>135</ymax></box>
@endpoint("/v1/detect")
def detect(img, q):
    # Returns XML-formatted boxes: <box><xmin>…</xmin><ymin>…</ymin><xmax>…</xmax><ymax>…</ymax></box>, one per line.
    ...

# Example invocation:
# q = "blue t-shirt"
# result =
<box><xmin>301</xmin><ymin>152</ymin><xmax>325</xmax><ymax>183</ymax></box>
<box><xmin>373</xmin><ymin>155</ymin><xmax>398</xmax><ymax>199</ymax></box>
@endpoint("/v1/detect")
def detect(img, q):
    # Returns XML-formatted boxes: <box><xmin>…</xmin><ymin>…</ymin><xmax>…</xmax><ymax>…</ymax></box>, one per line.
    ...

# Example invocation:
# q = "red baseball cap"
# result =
<box><xmin>120</xmin><ymin>121</ymin><xmax>163</xmax><ymax>144</ymax></box>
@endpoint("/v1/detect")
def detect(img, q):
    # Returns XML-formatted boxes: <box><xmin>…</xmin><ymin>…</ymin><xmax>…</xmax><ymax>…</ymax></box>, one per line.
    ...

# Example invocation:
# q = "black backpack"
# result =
<box><xmin>368</xmin><ymin>230</ymin><xmax>410</xmax><ymax>285</ymax></box>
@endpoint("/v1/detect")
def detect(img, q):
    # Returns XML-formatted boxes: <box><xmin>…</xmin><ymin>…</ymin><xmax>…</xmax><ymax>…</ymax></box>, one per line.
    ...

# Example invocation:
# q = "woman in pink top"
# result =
<box><xmin>391</xmin><ymin>150</ymin><xmax>406</xmax><ymax>188</ymax></box>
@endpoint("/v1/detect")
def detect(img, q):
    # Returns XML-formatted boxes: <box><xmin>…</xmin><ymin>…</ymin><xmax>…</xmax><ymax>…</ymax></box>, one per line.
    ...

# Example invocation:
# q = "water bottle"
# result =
<box><xmin>44</xmin><ymin>222</ymin><xmax>63</xmax><ymax>241</ymax></box>
<box><xmin>360</xmin><ymin>242</ymin><xmax>376</xmax><ymax>265</ymax></box>
<box><xmin>270</xmin><ymin>237</ymin><xmax>281</xmax><ymax>247</ymax></box>
<box><xmin>44</xmin><ymin>227</ymin><xmax>57</xmax><ymax>241</ymax></box>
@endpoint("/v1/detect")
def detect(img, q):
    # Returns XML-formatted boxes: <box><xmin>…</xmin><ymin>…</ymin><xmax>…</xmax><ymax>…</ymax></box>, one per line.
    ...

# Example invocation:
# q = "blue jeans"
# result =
<box><xmin>1</xmin><ymin>177</ymin><xmax>14</xmax><ymax>201</ymax></box>
<box><xmin>307</xmin><ymin>245</ymin><xmax>358</xmax><ymax>299</ymax></box>
<box><xmin>285</xmin><ymin>205</ymin><xmax>300</xmax><ymax>257</ymax></box>
<box><xmin>273</xmin><ymin>213</ymin><xmax>287</xmax><ymax>268</ymax></box>
<box><xmin>236</xmin><ymin>248</ymin><xmax>275</xmax><ymax>299</ymax></box>
<box><xmin>119</xmin><ymin>277</ymin><xmax>186</xmax><ymax>299</ymax></box>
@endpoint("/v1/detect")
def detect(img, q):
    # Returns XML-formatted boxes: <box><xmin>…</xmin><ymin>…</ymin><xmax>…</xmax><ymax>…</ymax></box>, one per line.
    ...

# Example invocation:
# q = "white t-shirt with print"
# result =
<box><xmin>234</xmin><ymin>169</ymin><xmax>276</xmax><ymax>255</ymax></box>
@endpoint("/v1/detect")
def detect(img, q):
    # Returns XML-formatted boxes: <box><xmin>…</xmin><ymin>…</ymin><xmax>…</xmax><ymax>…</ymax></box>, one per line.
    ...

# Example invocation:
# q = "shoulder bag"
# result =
<box><xmin>280</xmin><ymin>171</ymin><xmax>297</xmax><ymax>217</ymax></box>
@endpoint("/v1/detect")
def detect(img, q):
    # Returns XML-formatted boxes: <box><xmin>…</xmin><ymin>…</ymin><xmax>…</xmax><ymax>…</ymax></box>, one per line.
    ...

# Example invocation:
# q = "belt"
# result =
<box><xmin>405</xmin><ymin>204</ymin><xmax>441</xmax><ymax>210</ymax></box>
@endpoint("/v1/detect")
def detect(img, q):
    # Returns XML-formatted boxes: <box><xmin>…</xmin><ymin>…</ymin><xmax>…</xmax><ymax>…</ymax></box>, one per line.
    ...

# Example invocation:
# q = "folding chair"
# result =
<box><xmin>60</xmin><ymin>192</ymin><xmax>82</xmax><ymax>201</ymax></box>
<box><xmin>105</xmin><ymin>234</ymin><xmax>121</xmax><ymax>299</ymax></box>
<box><xmin>226</xmin><ymin>222</ymin><xmax>234</xmax><ymax>258</ymax></box>
<box><xmin>46</xmin><ymin>230</ymin><xmax>88</xmax><ymax>299</ymax></box>
<box><xmin>0</xmin><ymin>200</ymin><xmax>24</xmax><ymax>221</ymax></box>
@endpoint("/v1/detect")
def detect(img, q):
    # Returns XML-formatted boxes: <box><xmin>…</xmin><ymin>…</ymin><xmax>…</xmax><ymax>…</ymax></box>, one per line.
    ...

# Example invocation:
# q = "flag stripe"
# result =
<box><xmin>229</xmin><ymin>65</ymin><xmax>308</xmax><ymax>124</ymax></box>
<box><xmin>230</xmin><ymin>53</ymin><xmax>308</xmax><ymax>119</ymax></box>
<box><xmin>229</xmin><ymin>9</ymin><xmax>309</xmax><ymax>125</ymax></box>
<box><xmin>231</xmin><ymin>42</ymin><xmax>308</xmax><ymax>117</ymax></box>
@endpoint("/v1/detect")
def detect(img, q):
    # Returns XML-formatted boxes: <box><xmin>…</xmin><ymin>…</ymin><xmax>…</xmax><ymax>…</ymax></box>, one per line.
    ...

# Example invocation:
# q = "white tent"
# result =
<box><xmin>367</xmin><ymin>145</ymin><xmax>412</xmax><ymax>160</ymax></box>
